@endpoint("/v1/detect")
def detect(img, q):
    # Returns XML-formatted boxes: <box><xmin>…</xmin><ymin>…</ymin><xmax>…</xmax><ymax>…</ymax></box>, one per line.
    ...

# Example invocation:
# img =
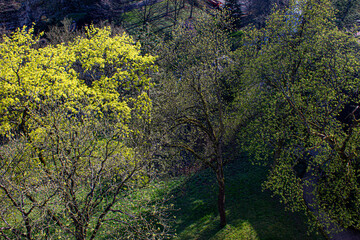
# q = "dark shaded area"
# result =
<box><xmin>337</xmin><ymin>100</ymin><xmax>360</xmax><ymax>132</ymax></box>
<box><xmin>0</xmin><ymin>0</ymin><xmax>121</xmax><ymax>33</ymax></box>
<box><xmin>171</xmin><ymin>156</ymin><xmax>324</xmax><ymax>239</ymax></box>
<box><xmin>240</xmin><ymin>0</ymin><xmax>290</xmax><ymax>28</ymax></box>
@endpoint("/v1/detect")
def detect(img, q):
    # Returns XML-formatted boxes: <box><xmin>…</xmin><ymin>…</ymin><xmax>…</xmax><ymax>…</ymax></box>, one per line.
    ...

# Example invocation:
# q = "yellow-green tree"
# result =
<box><xmin>0</xmin><ymin>25</ymin><xmax>154</xmax><ymax>137</ymax></box>
<box><xmin>0</xmin><ymin>26</ymin><xmax>171</xmax><ymax>240</ymax></box>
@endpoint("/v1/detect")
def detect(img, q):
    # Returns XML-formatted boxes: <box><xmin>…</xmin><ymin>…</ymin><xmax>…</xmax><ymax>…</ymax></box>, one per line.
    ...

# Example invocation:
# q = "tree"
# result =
<box><xmin>168</xmin><ymin>0</ymin><xmax>185</xmax><ymax>26</ymax></box>
<box><xmin>186</xmin><ymin>0</ymin><xmax>200</xmax><ymax>19</ymax></box>
<box><xmin>0</xmin><ymin>26</ymin><xmax>172</xmax><ymax>239</ymax></box>
<box><xmin>243</xmin><ymin>0</ymin><xmax>289</xmax><ymax>27</ymax></box>
<box><xmin>134</xmin><ymin>0</ymin><xmax>160</xmax><ymax>27</ymax></box>
<box><xmin>225</xmin><ymin>0</ymin><xmax>242</xmax><ymax>29</ymax></box>
<box><xmin>238</xmin><ymin>0</ymin><xmax>360</xmax><ymax>234</ymax></box>
<box><xmin>155</xmin><ymin>11</ymin><xmax>234</xmax><ymax>228</ymax></box>
<box><xmin>331</xmin><ymin>0</ymin><xmax>360</xmax><ymax>30</ymax></box>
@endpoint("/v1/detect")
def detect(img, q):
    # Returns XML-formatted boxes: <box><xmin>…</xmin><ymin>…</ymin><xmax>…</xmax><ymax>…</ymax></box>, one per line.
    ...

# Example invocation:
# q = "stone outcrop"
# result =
<box><xmin>1</xmin><ymin>0</ymin><xmax>59</xmax><ymax>32</ymax></box>
<box><xmin>0</xmin><ymin>0</ymin><xmax>283</xmax><ymax>32</ymax></box>
<box><xmin>0</xmin><ymin>0</ymin><xmax>22</xmax><ymax>31</ymax></box>
<box><xmin>0</xmin><ymin>0</ymin><xmax>124</xmax><ymax>32</ymax></box>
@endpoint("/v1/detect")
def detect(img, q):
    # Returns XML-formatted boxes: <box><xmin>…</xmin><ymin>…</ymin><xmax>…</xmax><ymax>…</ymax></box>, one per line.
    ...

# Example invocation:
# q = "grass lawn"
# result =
<box><xmin>118</xmin><ymin>0</ymin><xmax>211</xmax><ymax>35</ymax></box>
<box><xmin>169</xmin><ymin>157</ymin><xmax>325</xmax><ymax>240</ymax></box>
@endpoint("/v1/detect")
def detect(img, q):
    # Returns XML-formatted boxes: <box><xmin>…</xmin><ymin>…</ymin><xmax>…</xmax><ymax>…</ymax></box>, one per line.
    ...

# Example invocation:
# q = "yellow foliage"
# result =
<box><xmin>0</xmin><ymin>25</ymin><xmax>156</xmax><ymax>137</ymax></box>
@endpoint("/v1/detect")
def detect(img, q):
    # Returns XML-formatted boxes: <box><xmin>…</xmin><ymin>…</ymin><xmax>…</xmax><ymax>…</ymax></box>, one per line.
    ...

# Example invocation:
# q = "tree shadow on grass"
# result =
<box><xmin>170</xmin><ymin>158</ymin><xmax>325</xmax><ymax>240</ymax></box>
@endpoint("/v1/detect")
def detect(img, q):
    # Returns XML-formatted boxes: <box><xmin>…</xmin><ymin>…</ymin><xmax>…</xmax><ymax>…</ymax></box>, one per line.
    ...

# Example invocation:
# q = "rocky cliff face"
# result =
<box><xmin>0</xmin><ymin>0</ymin><xmax>289</xmax><ymax>33</ymax></box>
<box><xmin>0</xmin><ymin>0</ymin><xmax>22</xmax><ymax>31</ymax></box>
<box><xmin>1</xmin><ymin>0</ymin><xmax>62</xmax><ymax>32</ymax></box>
<box><xmin>0</xmin><ymin>0</ymin><xmax>119</xmax><ymax>32</ymax></box>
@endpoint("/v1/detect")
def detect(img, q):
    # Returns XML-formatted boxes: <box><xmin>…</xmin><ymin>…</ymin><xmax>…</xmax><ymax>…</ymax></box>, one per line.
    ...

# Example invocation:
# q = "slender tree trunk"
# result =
<box><xmin>73</xmin><ymin>211</ymin><xmax>85</xmax><ymax>240</ymax></box>
<box><xmin>173</xmin><ymin>0</ymin><xmax>178</xmax><ymax>26</ymax></box>
<box><xmin>75</xmin><ymin>226</ymin><xmax>85</xmax><ymax>240</ymax></box>
<box><xmin>143</xmin><ymin>5</ymin><xmax>148</xmax><ymax>26</ymax></box>
<box><xmin>24</xmin><ymin>215</ymin><xmax>32</xmax><ymax>240</ymax></box>
<box><xmin>166</xmin><ymin>0</ymin><xmax>169</xmax><ymax>15</ymax></box>
<box><xmin>216</xmin><ymin>153</ymin><xmax>226</xmax><ymax>228</ymax></box>
<box><xmin>189</xmin><ymin>0</ymin><xmax>193</xmax><ymax>18</ymax></box>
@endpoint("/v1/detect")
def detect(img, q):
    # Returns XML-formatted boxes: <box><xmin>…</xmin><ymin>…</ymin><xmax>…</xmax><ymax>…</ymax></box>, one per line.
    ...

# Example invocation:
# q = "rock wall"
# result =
<box><xmin>0</xmin><ymin>0</ymin><xmax>287</xmax><ymax>33</ymax></box>
<box><xmin>0</xmin><ymin>0</ymin><xmax>60</xmax><ymax>32</ymax></box>
<box><xmin>0</xmin><ymin>0</ymin><xmax>117</xmax><ymax>32</ymax></box>
<box><xmin>0</xmin><ymin>1</ymin><xmax>22</xmax><ymax>31</ymax></box>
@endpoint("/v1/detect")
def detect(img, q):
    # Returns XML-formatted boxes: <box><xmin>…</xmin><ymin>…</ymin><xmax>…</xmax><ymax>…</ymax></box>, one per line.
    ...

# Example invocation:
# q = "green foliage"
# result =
<box><xmin>238</xmin><ymin>0</ymin><xmax>360</xmax><ymax>233</ymax></box>
<box><xmin>155</xmin><ymin>10</ymin><xmax>235</xmax><ymax>227</ymax></box>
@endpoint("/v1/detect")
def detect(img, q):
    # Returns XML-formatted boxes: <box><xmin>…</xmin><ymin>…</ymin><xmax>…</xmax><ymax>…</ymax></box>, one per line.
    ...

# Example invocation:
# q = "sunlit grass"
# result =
<box><xmin>211</xmin><ymin>221</ymin><xmax>260</xmax><ymax>240</ymax></box>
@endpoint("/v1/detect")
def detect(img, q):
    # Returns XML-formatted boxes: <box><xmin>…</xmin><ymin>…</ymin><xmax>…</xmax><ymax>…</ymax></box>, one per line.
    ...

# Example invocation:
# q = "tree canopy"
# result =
<box><xmin>154</xmin><ymin>10</ymin><xmax>237</xmax><ymax>228</ymax></box>
<box><xmin>238</xmin><ymin>0</ymin><xmax>360</xmax><ymax>233</ymax></box>
<box><xmin>0</xmin><ymin>25</ymin><xmax>170</xmax><ymax>240</ymax></box>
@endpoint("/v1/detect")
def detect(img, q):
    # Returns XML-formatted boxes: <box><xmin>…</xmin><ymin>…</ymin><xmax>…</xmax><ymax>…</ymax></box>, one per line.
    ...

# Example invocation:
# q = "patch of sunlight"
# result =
<box><xmin>188</xmin><ymin>214</ymin><xmax>215</xmax><ymax>231</ymax></box>
<box><xmin>192</xmin><ymin>199</ymin><xmax>205</xmax><ymax>210</ymax></box>
<box><xmin>176</xmin><ymin>214</ymin><xmax>216</xmax><ymax>239</ymax></box>
<box><xmin>211</xmin><ymin>221</ymin><xmax>260</xmax><ymax>240</ymax></box>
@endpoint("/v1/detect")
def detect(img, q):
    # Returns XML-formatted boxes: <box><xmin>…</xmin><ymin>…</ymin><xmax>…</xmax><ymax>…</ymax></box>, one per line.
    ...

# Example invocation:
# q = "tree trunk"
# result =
<box><xmin>166</xmin><ymin>0</ymin><xmax>169</xmax><ymax>15</ymax></box>
<box><xmin>74</xmin><ymin>222</ymin><xmax>85</xmax><ymax>240</ymax></box>
<box><xmin>189</xmin><ymin>1</ymin><xmax>193</xmax><ymax>18</ymax></box>
<box><xmin>143</xmin><ymin>5</ymin><xmax>148</xmax><ymax>26</ymax></box>
<box><xmin>216</xmin><ymin>154</ymin><xmax>226</xmax><ymax>228</ymax></box>
<box><xmin>24</xmin><ymin>215</ymin><xmax>32</xmax><ymax>240</ymax></box>
<box><xmin>217</xmin><ymin>178</ymin><xmax>226</xmax><ymax>228</ymax></box>
<box><xmin>173</xmin><ymin>1</ymin><xmax>178</xmax><ymax>26</ymax></box>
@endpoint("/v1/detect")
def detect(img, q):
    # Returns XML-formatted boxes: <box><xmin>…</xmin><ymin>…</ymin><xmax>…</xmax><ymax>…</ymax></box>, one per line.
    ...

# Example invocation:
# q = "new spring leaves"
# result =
<box><xmin>0</xmin><ymin>25</ymin><xmax>156</xmax><ymax>137</ymax></box>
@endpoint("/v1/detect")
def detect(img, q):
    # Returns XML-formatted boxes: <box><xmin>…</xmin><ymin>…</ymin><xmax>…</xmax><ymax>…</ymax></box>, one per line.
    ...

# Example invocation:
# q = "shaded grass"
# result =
<box><xmin>118</xmin><ymin>0</ymin><xmax>207</xmax><ymax>34</ymax></box>
<box><xmin>170</xmin><ymin>157</ymin><xmax>325</xmax><ymax>240</ymax></box>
